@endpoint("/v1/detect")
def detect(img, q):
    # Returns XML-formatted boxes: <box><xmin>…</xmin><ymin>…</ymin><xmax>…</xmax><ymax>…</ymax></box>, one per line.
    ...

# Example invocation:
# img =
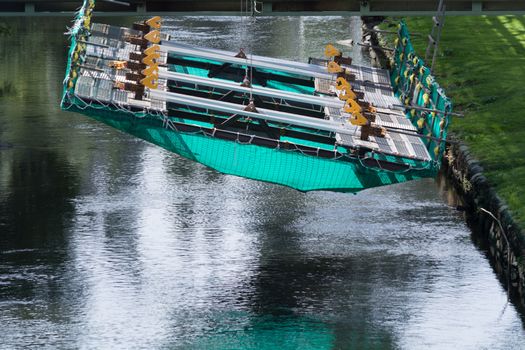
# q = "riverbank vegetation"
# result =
<box><xmin>380</xmin><ymin>16</ymin><xmax>525</xmax><ymax>228</ymax></box>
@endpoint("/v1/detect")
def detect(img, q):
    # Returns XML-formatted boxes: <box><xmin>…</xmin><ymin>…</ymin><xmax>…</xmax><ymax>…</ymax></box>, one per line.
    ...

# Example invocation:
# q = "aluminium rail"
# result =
<box><xmin>158</xmin><ymin>44</ymin><xmax>335</xmax><ymax>80</ymax></box>
<box><xmin>158</xmin><ymin>69</ymin><xmax>345</xmax><ymax>109</ymax></box>
<box><xmin>149</xmin><ymin>89</ymin><xmax>355</xmax><ymax>135</ymax></box>
<box><xmin>161</xmin><ymin>41</ymin><xmax>329</xmax><ymax>74</ymax></box>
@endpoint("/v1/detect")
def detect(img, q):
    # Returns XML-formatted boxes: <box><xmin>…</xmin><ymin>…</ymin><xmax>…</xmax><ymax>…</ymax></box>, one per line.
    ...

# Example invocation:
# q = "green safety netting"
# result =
<box><xmin>60</xmin><ymin>1</ymin><xmax>446</xmax><ymax>192</ymax></box>
<box><xmin>390</xmin><ymin>20</ymin><xmax>453</xmax><ymax>163</ymax></box>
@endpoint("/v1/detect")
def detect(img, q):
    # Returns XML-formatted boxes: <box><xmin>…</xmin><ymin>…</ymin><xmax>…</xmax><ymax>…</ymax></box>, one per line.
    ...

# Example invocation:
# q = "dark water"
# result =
<box><xmin>1</xmin><ymin>16</ymin><xmax>524</xmax><ymax>349</ymax></box>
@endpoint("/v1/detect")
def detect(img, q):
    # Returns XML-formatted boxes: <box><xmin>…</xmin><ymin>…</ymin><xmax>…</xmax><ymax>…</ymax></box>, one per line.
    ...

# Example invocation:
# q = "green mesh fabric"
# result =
<box><xmin>63</xmin><ymin>103</ymin><xmax>434</xmax><ymax>192</ymax></box>
<box><xmin>61</xmin><ymin>0</ymin><xmax>92</xmax><ymax>105</ymax></box>
<box><xmin>60</xmin><ymin>4</ymin><xmax>441</xmax><ymax>192</ymax></box>
<box><xmin>390</xmin><ymin>20</ymin><xmax>453</xmax><ymax>163</ymax></box>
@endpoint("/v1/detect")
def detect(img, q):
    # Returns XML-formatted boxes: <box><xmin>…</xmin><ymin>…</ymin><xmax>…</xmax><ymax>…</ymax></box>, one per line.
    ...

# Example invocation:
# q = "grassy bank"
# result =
<box><xmin>381</xmin><ymin>16</ymin><xmax>525</xmax><ymax>227</ymax></box>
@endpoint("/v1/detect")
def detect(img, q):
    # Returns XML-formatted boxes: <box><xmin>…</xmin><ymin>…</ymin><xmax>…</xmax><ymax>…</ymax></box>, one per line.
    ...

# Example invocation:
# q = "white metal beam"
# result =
<box><xmin>158</xmin><ymin>69</ymin><xmax>345</xmax><ymax>109</ymax></box>
<box><xmin>158</xmin><ymin>44</ymin><xmax>335</xmax><ymax>80</ymax></box>
<box><xmin>149</xmin><ymin>89</ymin><xmax>354</xmax><ymax>135</ymax></box>
<box><xmin>161</xmin><ymin>41</ymin><xmax>329</xmax><ymax>74</ymax></box>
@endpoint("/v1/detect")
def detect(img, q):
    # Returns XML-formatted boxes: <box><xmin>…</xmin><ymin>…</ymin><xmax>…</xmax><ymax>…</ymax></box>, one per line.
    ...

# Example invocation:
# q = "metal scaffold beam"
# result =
<box><xmin>158</xmin><ymin>43</ymin><xmax>334</xmax><ymax>80</ymax></box>
<box><xmin>158</xmin><ymin>69</ymin><xmax>345</xmax><ymax>109</ymax></box>
<box><xmin>148</xmin><ymin>89</ymin><xmax>353</xmax><ymax>135</ymax></box>
<box><xmin>2</xmin><ymin>0</ymin><xmax>525</xmax><ymax>16</ymax></box>
<box><xmin>162</xmin><ymin>42</ymin><xmax>328</xmax><ymax>73</ymax></box>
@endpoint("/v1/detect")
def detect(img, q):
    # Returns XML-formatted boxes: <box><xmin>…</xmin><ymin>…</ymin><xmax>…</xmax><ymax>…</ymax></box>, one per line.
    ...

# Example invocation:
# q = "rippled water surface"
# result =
<box><xmin>1</xmin><ymin>16</ymin><xmax>524</xmax><ymax>349</ymax></box>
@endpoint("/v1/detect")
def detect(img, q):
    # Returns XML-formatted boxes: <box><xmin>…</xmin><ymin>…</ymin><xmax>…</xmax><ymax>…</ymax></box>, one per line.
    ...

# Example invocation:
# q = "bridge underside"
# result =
<box><xmin>1</xmin><ymin>0</ymin><xmax>524</xmax><ymax>16</ymax></box>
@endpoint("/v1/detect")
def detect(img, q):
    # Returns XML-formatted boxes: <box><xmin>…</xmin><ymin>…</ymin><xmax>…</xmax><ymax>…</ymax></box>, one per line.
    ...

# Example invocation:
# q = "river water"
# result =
<box><xmin>0</xmin><ymin>16</ymin><xmax>524</xmax><ymax>349</ymax></box>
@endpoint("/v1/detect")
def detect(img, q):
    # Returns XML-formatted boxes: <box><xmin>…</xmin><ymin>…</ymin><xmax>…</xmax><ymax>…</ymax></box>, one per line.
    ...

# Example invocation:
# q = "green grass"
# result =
<box><xmin>382</xmin><ymin>16</ymin><xmax>525</xmax><ymax>227</ymax></box>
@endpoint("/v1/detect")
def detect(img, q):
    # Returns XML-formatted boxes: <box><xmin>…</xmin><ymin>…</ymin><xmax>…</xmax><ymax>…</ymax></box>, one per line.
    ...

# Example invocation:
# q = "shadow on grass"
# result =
<box><xmin>485</xmin><ymin>16</ymin><xmax>525</xmax><ymax>56</ymax></box>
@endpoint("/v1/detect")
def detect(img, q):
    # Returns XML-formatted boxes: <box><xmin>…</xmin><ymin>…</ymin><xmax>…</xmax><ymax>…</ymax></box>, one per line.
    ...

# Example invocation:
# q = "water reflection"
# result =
<box><xmin>0</xmin><ymin>16</ymin><xmax>524</xmax><ymax>350</ymax></box>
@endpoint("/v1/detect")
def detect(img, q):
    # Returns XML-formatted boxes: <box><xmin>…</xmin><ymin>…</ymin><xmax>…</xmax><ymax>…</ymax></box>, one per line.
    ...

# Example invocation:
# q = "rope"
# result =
<box><xmin>239</xmin><ymin>0</ymin><xmax>254</xmax><ymax>102</ymax></box>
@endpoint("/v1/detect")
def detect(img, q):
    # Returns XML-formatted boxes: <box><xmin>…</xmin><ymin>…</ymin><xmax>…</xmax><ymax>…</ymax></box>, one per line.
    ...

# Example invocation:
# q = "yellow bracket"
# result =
<box><xmin>144</xmin><ymin>44</ymin><xmax>160</xmax><ymax>56</ymax></box>
<box><xmin>146</xmin><ymin>16</ymin><xmax>162</xmax><ymax>29</ymax></box>
<box><xmin>339</xmin><ymin>85</ymin><xmax>357</xmax><ymax>101</ymax></box>
<box><xmin>343</xmin><ymin>99</ymin><xmax>362</xmax><ymax>114</ymax></box>
<box><xmin>324</xmin><ymin>44</ymin><xmax>341</xmax><ymax>58</ymax></box>
<box><xmin>335</xmin><ymin>77</ymin><xmax>350</xmax><ymax>91</ymax></box>
<box><xmin>348</xmin><ymin>112</ymin><xmax>368</xmax><ymax>126</ymax></box>
<box><xmin>142</xmin><ymin>63</ymin><xmax>159</xmax><ymax>76</ymax></box>
<box><xmin>142</xmin><ymin>52</ymin><xmax>160</xmax><ymax>66</ymax></box>
<box><xmin>144</xmin><ymin>30</ymin><xmax>161</xmax><ymax>44</ymax></box>
<box><xmin>327</xmin><ymin>61</ymin><xmax>343</xmax><ymax>74</ymax></box>
<box><xmin>140</xmin><ymin>74</ymin><xmax>159</xmax><ymax>89</ymax></box>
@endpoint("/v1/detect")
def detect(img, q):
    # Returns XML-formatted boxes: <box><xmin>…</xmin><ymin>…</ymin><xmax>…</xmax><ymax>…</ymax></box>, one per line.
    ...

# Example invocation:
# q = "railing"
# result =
<box><xmin>2</xmin><ymin>0</ymin><xmax>525</xmax><ymax>16</ymax></box>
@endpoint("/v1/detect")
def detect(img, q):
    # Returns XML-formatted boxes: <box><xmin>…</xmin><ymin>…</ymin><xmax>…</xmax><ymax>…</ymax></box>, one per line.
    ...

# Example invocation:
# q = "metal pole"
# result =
<box><xmin>431</xmin><ymin>1</ymin><xmax>446</xmax><ymax>73</ymax></box>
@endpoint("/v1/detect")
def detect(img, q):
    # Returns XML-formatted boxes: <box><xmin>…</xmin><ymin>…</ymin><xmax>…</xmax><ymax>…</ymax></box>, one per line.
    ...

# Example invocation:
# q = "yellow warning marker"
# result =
<box><xmin>348</xmin><ymin>112</ymin><xmax>368</xmax><ymax>126</ymax></box>
<box><xmin>327</xmin><ymin>61</ymin><xmax>343</xmax><ymax>74</ymax></box>
<box><xmin>144</xmin><ymin>44</ymin><xmax>160</xmax><ymax>56</ymax></box>
<box><xmin>140</xmin><ymin>74</ymin><xmax>159</xmax><ymax>89</ymax></box>
<box><xmin>344</xmin><ymin>99</ymin><xmax>363</xmax><ymax>115</ymax></box>
<box><xmin>324</xmin><ymin>44</ymin><xmax>341</xmax><ymax>58</ymax></box>
<box><xmin>142</xmin><ymin>52</ymin><xmax>160</xmax><ymax>66</ymax></box>
<box><xmin>339</xmin><ymin>85</ymin><xmax>357</xmax><ymax>101</ymax></box>
<box><xmin>144</xmin><ymin>30</ymin><xmax>161</xmax><ymax>44</ymax></box>
<box><xmin>335</xmin><ymin>77</ymin><xmax>350</xmax><ymax>91</ymax></box>
<box><xmin>142</xmin><ymin>64</ymin><xmax>159</xmax><ymax>76</ymax></box>
<box><xmin>146</xmin><ymin>16</ymin><xmax>162</xmax><ymax>29</ymax></box>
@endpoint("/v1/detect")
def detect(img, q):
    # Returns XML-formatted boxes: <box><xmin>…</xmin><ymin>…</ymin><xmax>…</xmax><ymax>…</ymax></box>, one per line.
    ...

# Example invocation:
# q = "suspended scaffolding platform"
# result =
<box><xmin>61</xmin><ymin>0</ymin><xmax>453</xmax><ymax>193</ymax></box>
